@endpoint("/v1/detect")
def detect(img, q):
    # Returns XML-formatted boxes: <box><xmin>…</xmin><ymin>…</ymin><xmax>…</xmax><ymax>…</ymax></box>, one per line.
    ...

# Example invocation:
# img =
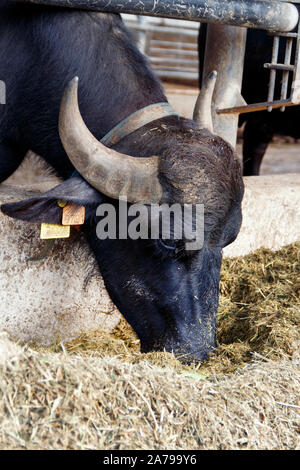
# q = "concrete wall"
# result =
<box><xmin>0</xmin><ymin>184</ymin><xmax>121</xmax><ymax>345</ymax></box>
<box><xmin>224</xmin><ymin>173</ymin><xmax>300</xmax><ymax>257</ymax></box>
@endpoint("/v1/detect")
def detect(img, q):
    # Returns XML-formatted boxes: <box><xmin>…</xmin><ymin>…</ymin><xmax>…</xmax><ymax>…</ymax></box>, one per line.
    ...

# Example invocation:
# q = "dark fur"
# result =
<box><xmin>0</xmin><ymin>2</ymin><xmax>243</xmax><ymax>362</ymax></box>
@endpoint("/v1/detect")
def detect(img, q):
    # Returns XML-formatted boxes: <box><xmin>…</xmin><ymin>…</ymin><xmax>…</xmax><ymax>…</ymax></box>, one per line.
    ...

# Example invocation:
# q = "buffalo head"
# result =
<box><xmin>2</xmin><ymin>73</ymin><xmax>243</xmax><ymax>363</ymax></box>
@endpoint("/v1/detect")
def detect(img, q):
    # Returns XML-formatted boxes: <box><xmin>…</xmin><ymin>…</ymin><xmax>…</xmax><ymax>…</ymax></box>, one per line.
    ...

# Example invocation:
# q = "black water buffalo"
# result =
<box><xmin>198</xmin><ymin>24</ymin><xmax>300</xmax><ymax>175</ymax></box>
<box><xmin>0</xmin><ymin>1</ymin><xmax>243</xmax><ymax>363</ymax></box>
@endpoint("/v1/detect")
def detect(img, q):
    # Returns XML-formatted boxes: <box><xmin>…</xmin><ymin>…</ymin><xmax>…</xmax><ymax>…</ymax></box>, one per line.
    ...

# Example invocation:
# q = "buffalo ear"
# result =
<box><xmin>2</xmin><ymin>196</ymin><xmax>62</xmax><ymax>224</ymax></box>
<box><xmin>1</xmin><ymin>175</ymin><xmax>103</xmax><ymax>224</ymax></box>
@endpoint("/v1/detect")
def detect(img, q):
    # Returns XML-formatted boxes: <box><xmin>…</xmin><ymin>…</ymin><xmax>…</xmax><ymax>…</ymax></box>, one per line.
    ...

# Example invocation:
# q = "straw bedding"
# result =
<box><xmin>0</xmin><ymin>243</ymin><xmax>299</xmax><ymax>450</ymax></box>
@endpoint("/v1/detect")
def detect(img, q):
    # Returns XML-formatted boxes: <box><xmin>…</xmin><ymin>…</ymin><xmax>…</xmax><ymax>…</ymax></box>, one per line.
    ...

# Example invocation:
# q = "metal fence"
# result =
<box><xmin>124</xmin><ymin>16</ymin><xmax>199</xmax><ymax>82</ymax></box>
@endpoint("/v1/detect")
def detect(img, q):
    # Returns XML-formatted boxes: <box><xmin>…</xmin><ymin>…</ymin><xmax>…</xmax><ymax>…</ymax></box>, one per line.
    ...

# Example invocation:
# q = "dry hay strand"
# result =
<box><xmin>35</xmin><ymin>243</ymin><xmax>300</xmax><ymax>377</ymax></box>
<box><xmin>1</xmin><ymin>243</ymin><xmax>300</xmax><ymax>450</ymax></box>
<box><xmin>213</xmin><ymin>242</ymin><xmax>300</xmax><ymax>374</ymax></box>
<box><xmin>0</xmin><ymin>332</ymin><xmax>299</xmax><ymax>450</ymax></box>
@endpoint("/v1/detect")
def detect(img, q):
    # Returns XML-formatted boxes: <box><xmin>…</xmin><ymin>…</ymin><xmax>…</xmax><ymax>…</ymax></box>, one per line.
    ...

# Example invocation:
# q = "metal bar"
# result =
<box><xmin>128</xmin><ymin>24</ymin><xmax>198</xmax><ymax>37</ymax></box>
<box><xmin>291</xmin><ymin>17</ymin><xmax>300</xmax><ymax>104</ymax></box>
<box><xmin>152</xmin><ymin>66</ymin><xmax>197</xmax><ymax>72</ymax></box>
<box><xmin>267</xmin><ymin>36</ymin><xmax>280</xmax><ymax>111</ymax></box>
<box><xmin>151</xmin><ymin>58</ymin><xmax>199</xmax><ymax>66</ymax></box>
<box><xmin>164</xmin><ymin>88</ymin><xmax>199</xmax><ymax>96</ymax></box>
<box><xmin>154</xmin><ymin>71</ymin><xmax>198</xmax><ymax>79</ymax></box>
<box><xmin>144</xmin><ymin>28</ymin><xmax>151</xmax><ymax>57</ymax></box>
<box><xmin>280</xmin><ymin>37</ymin><xmax>293</xmax><ymax>110</ymax></box>
<box><xmin>13</xmin><ymin>0</ymin><xmax>299</xmax><ymax>33</ymax></box>
<box><xmin>136</xmin><ymin>16</ymin><xmax>147</xmax><ymax>54</ymax></box>
<box><xmin>202</xmin><ymin>24</ymin><xmax>247</xmax><ymax>147</ymax></box>
<box><xmin>150</xmin><ymin>48</ymin><xmax>198</xmax><ymax>56</ymax></box>
<box><xmin>151</xmin><ymin>40</ymin><xmax>197</xmax><ymax>49</ymax></box>
<box><xmin>268</xmin><ymin>32</ymin><xmax>298</xmax><ymax>38</ymax></box>
<box><xmin>264</xmin><ymin>63</ymin><xmax>294</xmax><ymax>71</ymax></box>
<box><xmin>217</xmin><ymin>98</ymin><xmax>294</xmax><ymax>115</ymax></box>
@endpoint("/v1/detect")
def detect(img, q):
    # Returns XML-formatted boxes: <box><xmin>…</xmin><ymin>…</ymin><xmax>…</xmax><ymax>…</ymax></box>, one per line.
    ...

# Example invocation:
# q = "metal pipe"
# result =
<box><xmin>154</xmin><ymin>70</ymin><xmax>198</xmax><ymax>79</ymax></box>
<box><xmin>267</xmin><ymin>36</ymin><xmax>280</xmax><ymax>111</ymax></box>
<box><xmin>202</xmin><ymin>24</ymin><xmax>247</xmax><ymax>147</ymax></box>
<box><xmin>264</xmin><ymin>63</ymin><xmax>294</xmax><ymax>72</ymax></box>
<box><xmin>150</xmin><ymin>48</ymin><xmax>198</xmax><ymax>56</ymax></box>
<box><xmin>151</xmin><ymin>40</ymin><xmax>197</xmax><ymax>49</ymax></box>
<box><xmin>128</xmin><ymin>24</ymin><xmax>198</xmax><ymax>37</ymax></box>
<box><xmin>151</xmin><ymin>58</ymin><xmax>199</xmax><ymax>65</ymax></box>
<box><xmin>291</xmin><ymin>19</ymin><xmax>300</xmax><ymax>104</ymax></box>
<box><xmin>13</xmin><ymin>0</ymin><xmax>299</xmax><ymax>33</ymax></box>
<box><xmin>280</xmin><ymin>37</ymin><xmax>293</xmax><ymax>111</ymax></box>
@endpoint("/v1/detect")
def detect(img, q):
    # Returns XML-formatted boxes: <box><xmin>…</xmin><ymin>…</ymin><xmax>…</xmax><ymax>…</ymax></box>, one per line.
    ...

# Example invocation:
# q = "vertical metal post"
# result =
<box><xmin>291</xmin><ymin>19</ymin><xmax>300</xmax><ymax>104</ymax></box>
<box><xmin>267</xmin><ymin>36</ymin><xmax>280</xmax><ymax>111</ymax></box>
<box><xmin>280</xmin><ymin>37</ymin><xmax>293</xmax><ymax>111</ymax></box>
<box><xmin>136</xmin><ymin>16</ymin><xmax>148</xmax><ymax>54</ymax></box>
<box><xmin>202</xmin><ymin>25</ymin><xmax>247</xmax><ymax>147</ymax></box>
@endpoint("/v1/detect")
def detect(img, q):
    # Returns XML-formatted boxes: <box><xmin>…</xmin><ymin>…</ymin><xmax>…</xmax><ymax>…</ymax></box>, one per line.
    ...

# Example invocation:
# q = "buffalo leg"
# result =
<box><xmin>243</xmin><ymin>115</ymin><xmax>274</xmax><ymax>176</ymax></box>
<box><xmin>0</xmin><ymin>141</ymin><xmax>28</xmax><ymax>183</ymax></box>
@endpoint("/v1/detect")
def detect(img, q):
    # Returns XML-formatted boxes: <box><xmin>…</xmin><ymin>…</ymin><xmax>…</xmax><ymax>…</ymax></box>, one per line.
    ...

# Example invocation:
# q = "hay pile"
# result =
<box><xmin>210</xmin><ymin>242</ymin><xmax>300</xmax><ymax>374</ymax></box>
<box><xmin>0</xmin><ymin>243</ymin><xmax>299</xmax><ymax>449</ymax></box>
<box><xmin>0</xmin><ymin>333</ymin><xmax>299</xmax><ymax>450</ymax></box>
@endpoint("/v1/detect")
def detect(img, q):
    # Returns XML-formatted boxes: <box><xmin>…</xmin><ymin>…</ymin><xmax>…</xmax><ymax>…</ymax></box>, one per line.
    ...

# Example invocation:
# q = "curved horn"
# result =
<box><xmin>59</xmin><ymin>77</ymin><xmax>163</xmax><ymax>203</ymax></box>
<box><xmin>193</xmin><ymin>70</ymin><xmax>217</xmax><ymax>133</ymax></box>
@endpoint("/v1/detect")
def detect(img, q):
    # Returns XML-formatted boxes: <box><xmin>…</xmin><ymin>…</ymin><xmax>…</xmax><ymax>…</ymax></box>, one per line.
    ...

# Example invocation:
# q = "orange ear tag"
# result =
<box><xmin>40</xmin><ymin>223</ymin><xmax>70</xmax><ymax>239</ymax></box>
<box><xmin>62</xmin><ymin>204</ymin><xmax>85</xmax><ymax>226</ymax></box>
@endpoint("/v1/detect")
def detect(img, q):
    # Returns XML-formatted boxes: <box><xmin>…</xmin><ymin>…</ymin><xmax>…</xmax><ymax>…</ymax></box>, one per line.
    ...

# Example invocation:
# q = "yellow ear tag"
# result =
<box><xmin>62</xmin><ymin>204</ymin><xmax>85</xmax><ymax>226</ymax></box>
<box><xmin>40</xmin><ymin>223</ymin><xmax>70</xmax><ymax>239</ymax></box>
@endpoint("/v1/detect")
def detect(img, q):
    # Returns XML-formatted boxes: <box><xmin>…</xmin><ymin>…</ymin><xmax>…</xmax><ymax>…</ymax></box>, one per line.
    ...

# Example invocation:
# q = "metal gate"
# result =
<box><xmin>125</xmin><ymin>16</ymin><xmax>199</xmax><ymax>81</ymax></box>
<box><xmin>14</xmin><ymin>0</ymin><xmax>300</xmax><ymax>146</ymax></box>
